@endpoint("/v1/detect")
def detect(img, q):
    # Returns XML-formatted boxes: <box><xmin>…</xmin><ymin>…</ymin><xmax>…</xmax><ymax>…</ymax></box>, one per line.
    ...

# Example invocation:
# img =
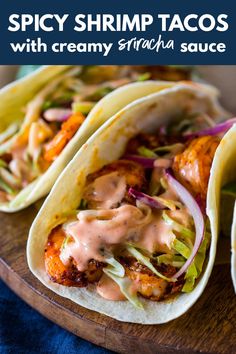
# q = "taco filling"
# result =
<box><xmin>0</xmin><ymin>65</ymin><xmax>191</xmax><ymax>203</ymax></box>
<box><xmin>44</xmin><ymin>114</ymin><xmax>235</xmax><ymax>308</ymax></box>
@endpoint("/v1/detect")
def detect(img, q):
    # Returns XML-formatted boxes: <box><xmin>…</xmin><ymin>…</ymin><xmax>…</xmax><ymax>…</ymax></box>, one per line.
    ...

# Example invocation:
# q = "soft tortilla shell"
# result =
<box><xmin>207</xmin><ymin>125</ymin><xmax>236</xmax><ymax>292</ymax></box>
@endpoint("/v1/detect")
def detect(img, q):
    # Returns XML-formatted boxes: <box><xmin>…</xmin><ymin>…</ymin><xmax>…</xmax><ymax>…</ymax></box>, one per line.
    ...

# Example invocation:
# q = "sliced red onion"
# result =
<box><xmin>128</xmin><ymin>188</ymin><xmax>166</xmax><ymax>209</ymax></box>
<box><xmin>43</xmin><ymin>108</ymin><xmax>72</xmax><ymax>122</ymax></box>
<box><xmin>123</xmin><ymin>154</ymin><xmax>155</xmax><ymax>168</ymax></box>
<box><xmin>184</xmin><ymin>118</ymin><xmax>236</xmax><ymax>140</ymax></box>
<box><xmin>165</xmin><ymin>169</ymin><xmax>204</xmax><ymax>279</ymax></box>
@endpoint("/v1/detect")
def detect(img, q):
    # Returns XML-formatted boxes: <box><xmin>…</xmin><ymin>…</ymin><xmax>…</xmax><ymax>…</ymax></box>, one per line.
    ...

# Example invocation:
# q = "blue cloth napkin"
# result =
<box><xmin>0</xmin><ymin>280</ymin><xmax>112</xmax><ymax>354</ymax></box>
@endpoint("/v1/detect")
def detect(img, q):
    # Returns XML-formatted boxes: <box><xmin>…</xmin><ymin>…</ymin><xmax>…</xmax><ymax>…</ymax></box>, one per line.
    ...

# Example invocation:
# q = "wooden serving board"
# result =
<box><xmin>0</xmin><ymin>206</ymin><xmax>235</xmax><ymax>354</ymax></box>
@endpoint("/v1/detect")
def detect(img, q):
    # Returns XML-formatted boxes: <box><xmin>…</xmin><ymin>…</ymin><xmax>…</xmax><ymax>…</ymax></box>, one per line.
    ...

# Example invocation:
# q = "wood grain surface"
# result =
<box><xmin>0</xmin><ymin>206</ymin><xmax>235</xmax><ymax>354</ymax></box>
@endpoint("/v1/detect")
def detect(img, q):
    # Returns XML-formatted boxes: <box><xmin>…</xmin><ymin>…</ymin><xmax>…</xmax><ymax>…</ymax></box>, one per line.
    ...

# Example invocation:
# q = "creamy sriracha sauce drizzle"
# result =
<box><xmin>61</xmin><ymin>204</ymin><xmax>152</xmax><ymax>270</ymax></box>
<box><xmin>96</xmin><ymin>274</ymin><xmax>126</xmax><ymax>300</ymax></box>
<box><xmin>59</xmin><ymin>168</ymin><xmax>191</xmax><ymax>300</ymax></box>
<box><xmin>83</xmin><ymin>172</ymin><xmax>127</xmax><ymax>209</ymax></box>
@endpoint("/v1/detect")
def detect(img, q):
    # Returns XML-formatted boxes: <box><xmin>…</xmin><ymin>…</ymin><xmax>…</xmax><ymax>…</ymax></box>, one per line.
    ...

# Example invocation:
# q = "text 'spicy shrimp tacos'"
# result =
<box><xmin>0</xmin><ymin>65</ymin><xmax>192</xmax><ymax>212</ymax></box>
<box><xmin>27</xmin><ymin>83</ymin><xmax>230</xmax><ymax>324</ymax></box>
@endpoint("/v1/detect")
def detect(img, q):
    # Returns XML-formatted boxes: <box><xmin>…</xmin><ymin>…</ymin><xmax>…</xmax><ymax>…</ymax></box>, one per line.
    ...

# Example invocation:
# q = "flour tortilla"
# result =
<box><xmin>207</xmin><ymin>125</ymin><xmax>236</xmax><ymax>292</ymax></box>
<box><xmin>27</xmin><ymin>83</ymin><xmax>228</xmax><ymax>324</ymax></box>
<box><xmin>0</xmin><ymin>66</ymin><xmax>185</xmax><ymax>212</ymax></box>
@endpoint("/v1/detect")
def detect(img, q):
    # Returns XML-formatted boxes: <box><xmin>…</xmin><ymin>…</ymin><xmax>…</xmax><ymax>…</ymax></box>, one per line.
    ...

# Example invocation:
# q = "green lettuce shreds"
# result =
<box><xmin>172</xmin><ymin>231</ymin><xmax>210</xmax><ymax>293</ymax></box>
<box><xmin>42</xmin><ymin>93</ymin><xmax>74</xmax><ymax>111</ymax></box>
<box><xmin>103</xmin><ymin>258</ymin><xmax>143</xmax><ymax>309</ymax></box>
<box><xmin>153</xmin><ymin>143</ymin><xmax>183</xmax><ymax>154</ymax></box>
<box><xmin>156</xmin><ymin>254</ymin><xmax>185</xmax><ymax>268</ymax></box>
<box><xmin>163</xmin><ymin>211</ymin><xmax>194</xmax><ymax>241</ymax></box>
<box><xmin>172</xmin><ymin>239</ymin><xmax>191</xmax><ymax>259</ymax></box>
<box><xmin>42</xmin><ymin>100</ymin><xmax>56</xmax><ymax>111</ymax></box>
<box><xmin>105</xmin><ymin>257</ymin><xmax>125</xmax><ymax>277</ymax></box>
<box><xmin>192</xmin><ymin>231</ymin><xmax>210</xmax><ymax>275</ymax></box>
<box><xmin>0</xmin><ymin>167</ymin><xmax>20</xmax><ymax>187</ymax></box>
<box><xmin>182</xmin><ymin>263</ymin><xmax>198</xmax><ymax>292</ymax></box>
<box><xmin>0</xmin><ymin>178</ymin><xmax>15</xmax><ymax>195</ymax></box>
<box><xmin>102</xmin><ymin>254</ymin><xmax>143</xmax><ymax>308</ymax></box>
<box><xmin>182</xmin><ymin>231</ymin><xmax>211</xmax><ymax>292</ymax></box>
<box><xmin>0</xmin><ymin>159</ymin><xmax>7</xmax><ymax>168</ymax></box>
<box><xmin>136</xmin><ymin>143</ymin><xmax>184</xmax><ymax>159</ymax></box>
<box><xmin>137</xmin><ymin>146</ymin><xmax>157</xmax><ymax>158</ymax></box>
<box><xmin>137</xmin><ymin>72</ymin><xmax>151</xmax><ymax>81</ymax></box>
<box><xmin>72</xmin><ymin>101</ymin><xmax>95</xmax><ymax>115</ymax></box>
<box><xmin>126</xmin><ymin>245</ymin><xmax>174</xmax><ymax>281</ymax></box>
<box><xmin>104</xmin><ymin>269</ymin><xmax>143</xmax><ymax>309</ymax></box>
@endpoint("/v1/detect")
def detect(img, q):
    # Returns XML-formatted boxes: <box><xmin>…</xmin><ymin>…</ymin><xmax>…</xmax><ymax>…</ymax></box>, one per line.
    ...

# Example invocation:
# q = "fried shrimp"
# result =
<box><xmin>85</xmin><ymin>159</ymin><xmax>147</xmax><ymax>207</ymax></box>
<box><xmin>43</xmin><ymin>112</ymin><xmax>85</xmax><ymax>163</ymax></box>
<box><xmin>87</xmin><ymin>160</ymin><xmax>146</xmax><ymax>188</ymax></box>
<box><xmin>45</xmin><ymin>226</ymin><xmax>103</xmax><ymax>287</ymax></box>
<box><xmin>120</xmin><ymin>257</ymin><xmax>183</xmax><ymax>301</ymax></box>
<box><xmin>173</xmin><ymin>136</ymin><xmax>220</xmax><ymax>201</ymax></box>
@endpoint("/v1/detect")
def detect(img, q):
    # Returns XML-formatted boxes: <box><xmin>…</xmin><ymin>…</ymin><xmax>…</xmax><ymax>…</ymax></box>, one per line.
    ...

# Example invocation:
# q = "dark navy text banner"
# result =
<box><xmin>0</xmin><ymin>0</ymin><xmax>236</xmax><ymax>64</ymax></box>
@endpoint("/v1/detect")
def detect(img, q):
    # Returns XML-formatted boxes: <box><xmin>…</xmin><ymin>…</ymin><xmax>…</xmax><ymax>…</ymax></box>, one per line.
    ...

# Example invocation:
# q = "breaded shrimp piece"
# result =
<box><xmin>45</xmin><ymin>226</ymin><xmax>103</xmax><ymax>287</ymax></box>
<box><xmin>43</xmin><ymin>112</ymin><xmax>85</xmax><ymax>162</ymax></box>
<box><xmin>120</xmin><ymin>257</ymin><xmax>183</xmax><ymax>301</ymax></box>
<box><xmin>87</xmin><ymin>160</ymin><xmax>146</xmax><ymax>189</ymax></box>
<box><xmin>85</xmin><ymin>160</ymin><xmax>147</xmax><ymax>207</ymax></box>
<box><xmin>173</xmin><ymin>136</ymin><xmax>219</xmax><ymax>201</ymax></box>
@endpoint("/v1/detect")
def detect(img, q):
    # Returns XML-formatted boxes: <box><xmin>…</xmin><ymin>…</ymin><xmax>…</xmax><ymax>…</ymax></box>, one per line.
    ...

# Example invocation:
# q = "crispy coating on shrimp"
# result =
<box><xmin>120</xmin><ymin>257</ymin><xmax>183</xmax><ymax>301</ymax></box>
<box><xmin>173</xmin><ymin>136</ymin><xmax>220</xmax><ymax>201</ymax></box>
<box><xmin>85</xmin><ymin>159</ymin><xmax>147</xmax><ymax>207</ymax></box>
<box><xmin>45</xmin><ymin>226</ymin><xmax>103</xmax><ymax>287</ymax></box>
<box><xmin>43</xmin><ymin>112</ymin><xmax>85</xmax><ymax>163</ymax></box>
<box><xmin>87</xmin><ymin>160</ymin><xmax>146</xmax><ymax>189</ymax></box>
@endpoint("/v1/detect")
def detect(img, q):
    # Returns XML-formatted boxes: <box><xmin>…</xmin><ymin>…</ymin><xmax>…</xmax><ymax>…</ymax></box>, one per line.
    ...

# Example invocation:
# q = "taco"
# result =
<box><xmin>0</xmin><ymin>65</ymin><xmax>187</xmax><ymax>212</ymax></box>
<box><xmin>27</xmin><ymin>82</ymin><xmax>231</xmax><ymax>324</ymax></box>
